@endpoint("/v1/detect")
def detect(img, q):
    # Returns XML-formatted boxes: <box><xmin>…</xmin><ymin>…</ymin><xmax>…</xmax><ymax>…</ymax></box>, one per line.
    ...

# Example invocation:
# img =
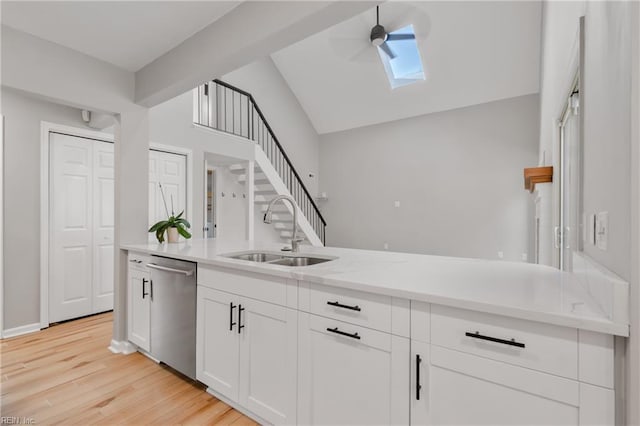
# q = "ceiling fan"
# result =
<box><xmin>369</xmin><ymin>5</ymin><xmax>416</xmax><ymax>59</ymax></box>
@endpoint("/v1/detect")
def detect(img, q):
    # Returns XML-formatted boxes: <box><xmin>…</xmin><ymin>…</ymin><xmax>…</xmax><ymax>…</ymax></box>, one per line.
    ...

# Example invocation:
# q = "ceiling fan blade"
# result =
<box><xmin>379</xmin><ymin>42</ymin><xmax>396</xmax><ymax>59</ymax></box>
<box><xmin>387</xmin><ymin>33</ymin><xmax>415</xmax><ymax>41</ymax></box>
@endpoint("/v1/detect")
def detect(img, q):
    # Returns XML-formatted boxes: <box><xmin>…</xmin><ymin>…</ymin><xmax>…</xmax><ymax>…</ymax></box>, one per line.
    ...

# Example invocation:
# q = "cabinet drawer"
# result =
<box><xmin>304</xmin><ymin>282</ymin><xmax>392</xmax><ymax>333</ymax></box>
<box><xmin>198</xmin><ymin>264</ymin><xmax>291</xmax><ymax>307</ymax></box>
<box><xmin>431</xmin><ymin>305</ymin><xmax>578</xmax><ymax>379</ymax></box>
<box><xmin>128</xmin><ymin>251</ymin><xmax>150</xmax><ymax>272</ymax></box>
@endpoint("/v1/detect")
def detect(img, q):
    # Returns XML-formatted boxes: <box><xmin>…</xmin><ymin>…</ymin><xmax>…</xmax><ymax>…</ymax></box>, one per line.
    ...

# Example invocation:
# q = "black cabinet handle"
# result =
<box><xmin>416</xmin><ymin>354</ymin><xmax>422</xmax><ymax>400</ymax></box>
<box><xmin>465</xmin><ymin>331</ymin><xmax>525</xmax><ymax>348</ymax></box>
<box><xmin>142</xmin><ymin>278</ymin><xmax>148</xmax><ymax>299</ymax></box>
<box><xmin>149</xmin><ymin>280</ymin><xmax>153</xmax><ymax>300</ymax></box>
<box><xmin>238</xmin><ymin>305</ymin><xmax>245</xmax><ymax>334</ymax></box>
<box><xmin>326</xmin><ymin>327</ymin><xmax>360</xmax><ymax>340</ymax></box>
<box><xmin>327</xmin><ymin>301</ymin><xmax>361</xmax><ymax>312</ymax></box>
<box><xmin>229</xmin><ymin>303</ymin><xmax>237</xmax><ymax>331</ymax></box>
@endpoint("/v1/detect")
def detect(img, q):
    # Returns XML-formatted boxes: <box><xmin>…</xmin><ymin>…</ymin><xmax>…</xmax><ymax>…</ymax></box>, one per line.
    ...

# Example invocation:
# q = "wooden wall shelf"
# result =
<box><xmin>524</xmin><ymin>166</ymin><xmax>553</xmax><ymax>193</ymax></box>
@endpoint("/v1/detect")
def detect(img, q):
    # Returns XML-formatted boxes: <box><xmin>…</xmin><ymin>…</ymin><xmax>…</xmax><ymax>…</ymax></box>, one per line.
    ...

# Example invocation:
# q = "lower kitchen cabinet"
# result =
<box><xmin>127</xmin><ymin>267</ymin><xmax>150</xmax><ymax>352</ymax></box>
<box><xmin>297</xmin><ymin>312</ymin><xmax>410</xmax><ymax>425</ymax></box>
<box><xmin>409</xmin><ymin>344</ymin><xmax>614</xmax><ymax>426</ymax></box>
<box><xmin>196</xmin><ymin>285</ymin><xmax>297</xmax><ymax>425</ymax></box>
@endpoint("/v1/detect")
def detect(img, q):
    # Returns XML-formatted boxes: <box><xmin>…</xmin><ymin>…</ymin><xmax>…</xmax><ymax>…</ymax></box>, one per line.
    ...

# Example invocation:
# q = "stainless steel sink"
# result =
<box><xmin>228</xmin><ymin>252</ymin><xmax>283</xmax><ymax>263</ymax></box>
<box><xmin>224</xmin><ymin>251</ymin><xmax>336</xmax><ymax>267</ymax></box>
<box><xmin>268</xmin><ymin>256</ymin><xmax>332</xmax><ymax>267</ymax></box>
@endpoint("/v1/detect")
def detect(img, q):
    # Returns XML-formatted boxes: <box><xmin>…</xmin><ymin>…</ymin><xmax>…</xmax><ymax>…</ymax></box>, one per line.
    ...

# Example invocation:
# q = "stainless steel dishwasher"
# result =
<box><xmin>146</xmin><ymin>255</ymin><xmax>197</xmax><ymax>380</ymax></box>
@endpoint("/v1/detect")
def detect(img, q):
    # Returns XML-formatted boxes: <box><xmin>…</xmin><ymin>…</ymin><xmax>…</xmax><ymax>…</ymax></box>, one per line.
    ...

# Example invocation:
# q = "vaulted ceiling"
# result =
<box><xmin>271</xmin><ymin>1</ymin><xmax>542</xmax><ymax>134</ymax></box>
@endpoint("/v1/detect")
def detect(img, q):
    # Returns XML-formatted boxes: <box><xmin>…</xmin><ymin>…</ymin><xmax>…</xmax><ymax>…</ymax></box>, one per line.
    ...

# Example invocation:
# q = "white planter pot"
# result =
<box><xmin>167</xmin><ymin>227</ymin><xmax>179</xmax><ymax>243</ymax></box>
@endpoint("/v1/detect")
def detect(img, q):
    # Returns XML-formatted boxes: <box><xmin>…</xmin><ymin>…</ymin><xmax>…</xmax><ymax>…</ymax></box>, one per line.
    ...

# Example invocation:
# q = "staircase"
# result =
<box><xmin>195</xmin><ymin>79</ymin><xmax>326</xmax><ymax>246</ymax></box>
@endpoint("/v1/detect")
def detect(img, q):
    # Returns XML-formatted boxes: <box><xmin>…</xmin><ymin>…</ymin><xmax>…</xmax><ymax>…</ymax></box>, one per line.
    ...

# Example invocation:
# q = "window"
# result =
<box><xmin>378</xmin><ymin>25</ymin><xmax>425</xmax><ymax>89</ymax></box>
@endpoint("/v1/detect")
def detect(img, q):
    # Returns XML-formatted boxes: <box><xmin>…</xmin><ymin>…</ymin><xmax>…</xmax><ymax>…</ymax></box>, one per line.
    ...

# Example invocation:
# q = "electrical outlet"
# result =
<box><xmin>394</xmin><ymin>201</ymin><xmax>400</xmax><ymax>208</ymax></box>
<box><xmin>521</xmin><ymin>253</ymin><xmax>528</xmax><ymax>262</ymax></box>
<box><xmin>497</xmin><ymin>251</ymin><xmax>504</xmax><ymax>259</ymax></box>
<box><xmin>383</xmin><ymin>242</ymin><xmax>389</xmax><ymax>250</ymax></box>
<box><xmin>596</xmin><ymin>211</ymin><xmax>608</xmax><ymax>251</ymax></box>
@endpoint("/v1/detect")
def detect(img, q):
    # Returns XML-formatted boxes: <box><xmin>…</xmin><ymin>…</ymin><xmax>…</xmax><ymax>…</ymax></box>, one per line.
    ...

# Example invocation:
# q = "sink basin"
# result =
<box><xmin>228</xmin><ymin>252</ymin><xmax>283</xmax><ymax>262</ymax></box>
<box><xmin>268</xmin><ymin>256</ymin><xmax>333</xmax><ymax>267</ymax></box>
<box><xmin>224</xmin><ymin>251</ymin><xmax>336</xmax><ymax>267</ymax></box>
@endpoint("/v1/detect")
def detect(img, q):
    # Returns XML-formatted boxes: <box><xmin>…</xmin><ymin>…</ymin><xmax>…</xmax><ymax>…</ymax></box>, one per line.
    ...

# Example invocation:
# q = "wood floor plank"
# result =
<box><xmin>0</xmin><ymin>312</ymin><xmax>258</xmax><ymax>425</ymax></box>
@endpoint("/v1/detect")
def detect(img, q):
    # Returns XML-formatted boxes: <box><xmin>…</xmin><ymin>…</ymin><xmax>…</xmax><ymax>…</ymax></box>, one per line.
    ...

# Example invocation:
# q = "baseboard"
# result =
<box><xmin>108</xmin><ymin>339</ymin><xmax>137</xmax><ymax>355</ymax></box>
<box><xmin>205</xmin><ymin>387</ymin><xmax>268</xmax><ymax>425</ymax></box>
<box><xmin>2</xmin><ymin>322</ymin><xmax>41</xmax><ymax>339</ymax></box>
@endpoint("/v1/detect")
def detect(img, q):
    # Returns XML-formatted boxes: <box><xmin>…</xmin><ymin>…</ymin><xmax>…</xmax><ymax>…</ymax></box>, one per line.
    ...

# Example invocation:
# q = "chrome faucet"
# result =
<box><xmin>263</xmin><ymin>195</ymin><xmax>303</xmax><ymax>252</ymax></box>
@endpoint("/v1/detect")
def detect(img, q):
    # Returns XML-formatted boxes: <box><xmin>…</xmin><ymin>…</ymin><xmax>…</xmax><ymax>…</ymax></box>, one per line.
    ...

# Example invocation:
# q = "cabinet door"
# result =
<box><xmin>238</xmin><ymin>298</ymin><xmax>297</xmax><ymax>425</ymax></box>
<box><xmin>128</xmin><ymin>268</ymin><xmax>150</xmax><ymax>352</ymax></box>
<box><xmin>298</xmin><ymin>313</ymin><xmax>409</xmax><ymax>425</ymax></box>
<box><xmin>196</xmin><ymin>286</ymin><xmax>240</xmax><ymax>401</ymax></box>
<box><xmin>427</xmin><ymin>346</ymin><xmax>580</xmax><ymax>426</ymax></box>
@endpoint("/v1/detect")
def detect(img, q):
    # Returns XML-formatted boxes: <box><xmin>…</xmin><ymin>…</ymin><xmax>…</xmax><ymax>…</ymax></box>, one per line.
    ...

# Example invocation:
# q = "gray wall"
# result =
<box><xmin>319</xmin><ymin>94</ymin><xmax>539</xmax><ymax>261</ymax></box>
<box><xmin>223</xmin><ymin>57</ymin><xmax>321</xmax><ymax>197</ymax></box>
<box><xmin>1</xmin><ymin>88</ymin><xmax>89</xmax><ymax>329</ymax></box>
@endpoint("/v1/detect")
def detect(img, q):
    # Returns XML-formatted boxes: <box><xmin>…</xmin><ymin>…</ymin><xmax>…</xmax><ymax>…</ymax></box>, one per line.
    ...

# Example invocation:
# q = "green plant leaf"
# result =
<box><xmin>175</xmin><ymin>218</ymin><xmax>191</xmax><ymax>228</ymax></box>
<box><xmin>176</xmin><ymin>225</ymin><xmax>191</xmax><ymax>239</ymax></box>
<box><xmin>156</xmin><ymin>228</ymin><xmax>165</xmax><ymax>243</ymax></box>
<box><xmin>176</xmin><ymin>210</ymin><xmax>184</xmax><ymax>219</ymax></box>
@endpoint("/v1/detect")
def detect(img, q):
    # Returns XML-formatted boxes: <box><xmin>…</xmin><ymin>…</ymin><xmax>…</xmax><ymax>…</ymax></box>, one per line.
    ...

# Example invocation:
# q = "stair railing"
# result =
<box><xmin>195</xmin><ymin>79</ymin><xmax>326</xmax><ymax>244</ymax></box>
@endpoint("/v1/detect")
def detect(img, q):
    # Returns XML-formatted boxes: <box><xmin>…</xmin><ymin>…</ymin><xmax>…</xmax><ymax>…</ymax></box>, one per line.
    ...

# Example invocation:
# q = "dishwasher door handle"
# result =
<box><xmin>146</xmin><ymin>263</ymin><xmax>194</xmax><ymax>276</ymax></box>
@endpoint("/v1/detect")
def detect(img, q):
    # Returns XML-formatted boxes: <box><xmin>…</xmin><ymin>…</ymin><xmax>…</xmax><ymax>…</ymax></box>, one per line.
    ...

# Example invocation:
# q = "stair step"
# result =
<box><xmin>229</xmin><ymin>164</ymin><xmax>261</xmax><ymax>175</ymax></box>
<box><xmin>238</xmin><ymin>174</ymin><xmax>269</xmax><ymax>185</ymax></box>
<box><xmin>280</xmin><ymin>230</ymin><xmax>307</xmax><ymax>239</ymax></box>
<box><xmin>254</xmin><ymin>189</ymin><xmax>277</xmax><ymax>196</ymax></box>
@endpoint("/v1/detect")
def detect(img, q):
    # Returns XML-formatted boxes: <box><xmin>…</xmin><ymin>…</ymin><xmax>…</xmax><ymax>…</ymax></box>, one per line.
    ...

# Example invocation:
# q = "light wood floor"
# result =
<box><xmin>0</xmin><ymin>312</ymin><xmax>259</xmax><ymax>425</ymax></box>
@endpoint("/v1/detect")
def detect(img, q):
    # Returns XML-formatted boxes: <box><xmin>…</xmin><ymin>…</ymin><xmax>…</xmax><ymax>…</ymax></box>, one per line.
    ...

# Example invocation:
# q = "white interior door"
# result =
<box><xmin>92</xmin><ymin>142</ymin><xmax>115</xmax><ymax>312</ymax></box>
<box><xmin>149</xmin><ymin>150</ymin><xmax>187</xmax><ymax>240</ymax></box>
<box><xmin>50</xmin><ymin>133</ymin><xmax>114</xmax><ymax>323</ymax></box>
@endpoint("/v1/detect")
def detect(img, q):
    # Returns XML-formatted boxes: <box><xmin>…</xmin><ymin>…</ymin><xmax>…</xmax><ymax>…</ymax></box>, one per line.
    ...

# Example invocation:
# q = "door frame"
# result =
<box><xmin>0</xmin><ymin>115</ymin><xmax>4</xmax><ymax>337</ymax></box>
<box><xmin>149</xmin><ymin>142</ymin><xmax>193</xmax><ymax>226</ymax></box>
<box><xmin>40</xmin><ymin>122</ymin><xmax>114</xmax><ymax>328</ymax></box>
<box><xmin>203</xmin><ymin>161</ymin><xmax>218</xmax><ymax>239</ymax></box>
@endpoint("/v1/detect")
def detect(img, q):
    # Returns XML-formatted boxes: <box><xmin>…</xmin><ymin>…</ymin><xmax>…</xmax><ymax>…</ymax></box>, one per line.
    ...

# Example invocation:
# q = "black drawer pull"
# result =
<box><xmin>229</xmin><ymin>303</ymin><xmax>237</xmax><ymax>331</ymax></box>
<box><xmin>238</xmin><ymin>305</ymin><xmax>245</xmax><ymax>334</ymax></box>
<box><xmin>326</xmin><ymin>327</ymin><xmax>360</xmax><ymax>340</ymax></box>
<box><xmin>465</xmin><ymin>331</ymin><xmax>525</xmax><ymax>348</ymax></box>
<box><xmin>416</xmin><ymin>354</ymin><xmax>422</xmax><ymax>400</ymax></box>
<box><xmin>327</xmin><ymin>301</ymin><xmax>361</xmax><ymax>311</ymax></box>
<box><xmin>142</xmin><ymin>278</ymin><xmax>149</xmax><ymax>299</ymax></box>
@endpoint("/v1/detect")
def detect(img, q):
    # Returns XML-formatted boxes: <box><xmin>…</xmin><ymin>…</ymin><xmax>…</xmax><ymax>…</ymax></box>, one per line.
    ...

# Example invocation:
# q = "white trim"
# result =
<box><xmin>149</xmin><ymin>142</ymin><xmax>193</xmax><ymax>226</ymax></box>
<box><xmin>0</xmin><ymin>115</ymin><xmax>4</xmax><ymax>338</ymax></box>
<box><xmin>108</xmin><ymin>339</ymin><xmax>137</xmax><ymax>355</ymax></box>
<box><xmin>40</xmin><ymin>121</ymin><xmax>114</xmax><ymax>329</ymax></box>
<box><xmin>3</xmin><ymin>322</ymin><xmax>41</xmax><ymax>339</ymax></box>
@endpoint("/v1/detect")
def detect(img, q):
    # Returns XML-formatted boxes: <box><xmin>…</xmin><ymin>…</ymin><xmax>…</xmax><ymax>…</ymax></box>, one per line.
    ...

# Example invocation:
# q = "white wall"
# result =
<box><xmin>0</xmin><ymin>88</ymin><xmax>90</xmax><ymax>329</ymax></box>
<box><xmin>2</xmin><ymin>25</ymin><xmax>149</xmax><ymax>342</ymax></box>
<box><xmin>319</xmin><ymin>94</ymin><xmax>539</xmax><ymax>261</ymax></box>
<box><xmin>223</xmin><ymin>57</ymin><xmax>321</xmax><ymax>197</ymax></box>
<box><xmin>150</xmin><ymin>91</ymin><xmax>281</xmax><ymax>244</ymax></box>
<box><xmin>538</xmin><ymin>2</ymin><xmax>635</xmax><ymax>423</ymax></box>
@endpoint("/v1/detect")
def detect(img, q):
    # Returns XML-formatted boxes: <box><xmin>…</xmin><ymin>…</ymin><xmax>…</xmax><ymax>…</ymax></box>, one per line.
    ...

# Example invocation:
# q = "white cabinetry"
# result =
<box><xmin>127</xmin><ymin>252</ymin><xmax>150</xmax><ymax>352</ymax></box>
<box><xmin>196</xmin><ymin>266</ymin><xmax>297</xmax><ymax>425</ymax></box>
<box><xmin>297</xmin><ymin>281</ymin><xmax>409</xmax><ymax>426</ymax></box>
<box><xmin>410</xmin><ymin>304</ymin><xmax>615</xmax><ymax>426</ymax></box>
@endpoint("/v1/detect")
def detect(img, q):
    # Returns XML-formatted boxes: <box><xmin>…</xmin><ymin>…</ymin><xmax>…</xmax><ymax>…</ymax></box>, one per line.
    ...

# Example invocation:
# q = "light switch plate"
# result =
<box><xmin>596</xmin><ymin>211</ymin><xmax>608</xmax><ymax>251</ymax></box>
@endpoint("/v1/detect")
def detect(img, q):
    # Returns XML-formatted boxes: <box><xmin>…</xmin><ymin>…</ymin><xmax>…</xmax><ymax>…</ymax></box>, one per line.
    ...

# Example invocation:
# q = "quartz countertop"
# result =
<box><xmin>121</xmin><ymin>239</ymin><xmax>629</xmax><ymax>336</ymax></box>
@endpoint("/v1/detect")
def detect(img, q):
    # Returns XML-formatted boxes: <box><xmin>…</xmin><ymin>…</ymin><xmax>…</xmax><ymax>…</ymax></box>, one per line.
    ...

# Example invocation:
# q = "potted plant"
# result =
<box><xmin>148</xmin><ymin>183</ymin><xmax>192</xmax><ymax>243</ymax></box>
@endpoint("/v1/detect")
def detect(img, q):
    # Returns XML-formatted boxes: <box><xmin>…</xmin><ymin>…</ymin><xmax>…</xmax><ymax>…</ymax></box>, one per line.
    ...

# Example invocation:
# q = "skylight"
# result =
<box><xmin>377</xmin><ymin>25</ymin><xmax>425</xmax><ymax>89</ymax></box>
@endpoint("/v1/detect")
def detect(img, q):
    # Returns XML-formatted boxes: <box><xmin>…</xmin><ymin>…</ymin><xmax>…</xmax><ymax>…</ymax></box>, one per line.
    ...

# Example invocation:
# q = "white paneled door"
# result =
<box><xmin>149</xmin><ymin>150</ymin><xmax>187</xmax><ymax>237</ymax></box>
<box><xmin>50</xmin><ymin>133</ymin><xmax>114</xmax><ymax>323</ymax></box>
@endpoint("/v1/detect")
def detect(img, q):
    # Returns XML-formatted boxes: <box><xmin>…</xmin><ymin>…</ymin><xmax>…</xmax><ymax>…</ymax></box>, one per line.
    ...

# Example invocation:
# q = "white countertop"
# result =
<box><xmin>121</xmin><ymin>239</ymin><xmax>629</xmax><ymax>336</ymax></box>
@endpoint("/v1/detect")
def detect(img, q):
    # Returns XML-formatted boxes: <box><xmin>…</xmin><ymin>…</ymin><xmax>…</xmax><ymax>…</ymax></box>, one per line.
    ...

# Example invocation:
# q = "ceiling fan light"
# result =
<box><xmin>370</xmin><ymin>24</ymin><xmax>387</xmax><ymax>46</ymax></box>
